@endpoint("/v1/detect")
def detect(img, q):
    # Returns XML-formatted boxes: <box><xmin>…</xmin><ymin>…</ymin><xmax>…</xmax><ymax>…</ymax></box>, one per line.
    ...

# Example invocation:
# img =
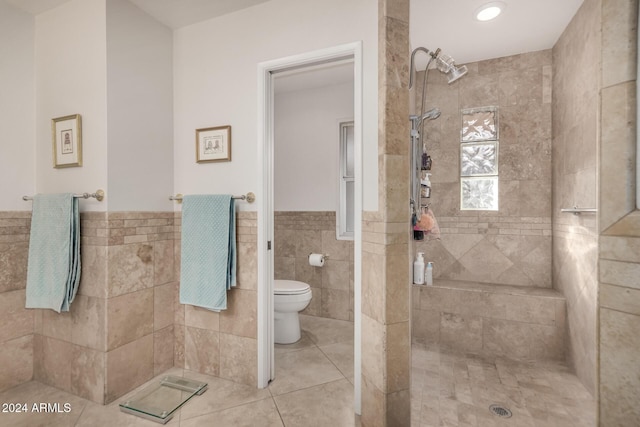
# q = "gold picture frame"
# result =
<box><xmin>196</xmin><ymin>125</ymin><xmax>231</xmax><ymax>163</ymax></box>
<box><xmin>52</xmin><ymin>114</ymin><xmax>82</xmax><ymax>168</ymax></box>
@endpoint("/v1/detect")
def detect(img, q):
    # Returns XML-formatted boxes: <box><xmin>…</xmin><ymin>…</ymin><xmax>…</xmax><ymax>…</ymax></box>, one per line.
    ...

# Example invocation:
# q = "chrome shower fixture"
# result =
<box><xmin>409</xmin><ymin>47</ymin><xmax>468</xmax><ymax>87</ymax></box>
<box><xmin>420</xmin><ymin>107</ymin><xmax>441</xmax><ymax>121</ymax></box>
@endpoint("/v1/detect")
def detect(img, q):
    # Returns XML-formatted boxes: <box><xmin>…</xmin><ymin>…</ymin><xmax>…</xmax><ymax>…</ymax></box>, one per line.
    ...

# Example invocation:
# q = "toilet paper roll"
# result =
<box><xmin>308</xmin><ymin>253</ymin><xmax>325</xmax><ymax>267</ymax></box>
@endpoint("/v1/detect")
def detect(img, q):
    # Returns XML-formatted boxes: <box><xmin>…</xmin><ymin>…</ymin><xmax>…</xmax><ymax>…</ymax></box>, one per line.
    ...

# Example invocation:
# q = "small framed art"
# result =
<box><xmin>196</xmin><ymin>125</ymin><xmax>231</xmax><ymax>163</ymax></box>
<box><xmin>52</xmin><ymin>114</ymin><xmax>82</xmax><ymax>168</ymax></box>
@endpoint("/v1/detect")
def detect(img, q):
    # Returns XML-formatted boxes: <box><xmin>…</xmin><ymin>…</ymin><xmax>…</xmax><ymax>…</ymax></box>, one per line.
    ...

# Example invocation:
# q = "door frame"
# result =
<box><xmin>256</xmin><ymin>41</ymin><xmax>363</xmax><ymax>413</ymax></box>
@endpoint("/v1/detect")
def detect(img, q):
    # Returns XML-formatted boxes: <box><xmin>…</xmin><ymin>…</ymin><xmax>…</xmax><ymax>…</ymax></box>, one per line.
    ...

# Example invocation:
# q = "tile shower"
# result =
<box><xmin>412</xmin><ymin>49</ymin><xmax>565</xmax><ymax>361</ymax></box>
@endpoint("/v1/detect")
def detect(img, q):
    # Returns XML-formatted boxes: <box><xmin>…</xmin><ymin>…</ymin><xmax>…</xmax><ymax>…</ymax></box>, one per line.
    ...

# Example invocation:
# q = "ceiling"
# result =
<box><xmin>8</xmin><ymin>0</ymin><xmax>584</xmax><ymax>86</ymax></box>
<box><xmin>411</xmin><ymin>0</ymin><xmax>584</xmax><ymax>66</ymax></box>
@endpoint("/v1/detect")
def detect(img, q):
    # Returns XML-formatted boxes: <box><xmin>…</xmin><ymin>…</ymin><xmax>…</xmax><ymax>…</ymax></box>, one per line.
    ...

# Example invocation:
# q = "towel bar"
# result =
<box><xmin>23</xmin><ymin>189</ymin><xmax>105</xmax><ymax>202</ymax></box>
<box><xmin>560</xmin><ymin>207</ymin><xmax>597</xmax><ymax>215</ymax></box>
<box><xmin>169</xmin><ymin>192</ymin><xmax>255</xmax><ymax>204</ymax></box>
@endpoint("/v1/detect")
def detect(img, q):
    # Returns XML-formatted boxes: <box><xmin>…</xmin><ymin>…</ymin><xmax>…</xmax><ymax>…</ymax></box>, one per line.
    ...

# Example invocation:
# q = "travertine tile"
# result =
<box><xmin>184</xmin><ymin>326</ymin><xmax>219</xmax><ymax>377</ymax></box>
<box><xmin>179</xmin><ymin>370</ymin><xmax>270</xmax><ymax>421</ymax></box>
<box><xmin>600</xmin><ymin>308</ymin><xmax>640</xmax><ymax>426</ymax></box>
<box><xmin>440</xmin><ymin>312</ymin><xmax>483</xmax><ymax>354</ymax></box>
<box><xmin>361</xmin><ymin>314</ymin><xmax>385</xmax><ymax>392</ymax></box>
<box><xmin>153</xmin><ymin>325</ymin><xmax>174</xmax><ymax>376</ymax></box>
<box><xmin>0</xmin><ymin>242</ymin><xmax>28</xmax><ymax>293</ymax></box>
<box><xmin>181</xmin><ymin>397</ymin><xmax>283</xmax><ymax>427</ymax></box>
<box><xmin>153</xmin><ymin>239</ymin><xmax>174</xmax><ymax>285</ymax></box>
<box><xmin>184</xmin><ymin>303</ymin><xmax>219</xmax><ymax>331</ymax></box>
<box><xmin>269</xmin><ymin>346</ymin><xmax>343</xmax><ymax>396</ymax></box>
<box><xmin>153</xmin><ymin>282</ymin><xmax>175</xmax><ymax>331</ymax></box>
<box><xmin>601</xmin><ymin>0</ymin><xmax>638</xmax><ymax>87</ymax></box>
<box><xmin>71</xmin><ymin>295</ymin><xmax>106</xmax><ymax>351</ymax></box>
<box><xmin>275</xmin><ymin>379</ymin><xmax>356</xmax><ymax>427</ymax></box>
<box><xmin>107</xmin><ymin>288</ymin><xmax>153</xmax><ymax>350</ymax></box>
<box><xmin>0</xmin><ymin>289</ymin><xmax>33</xmax><ymax>343</ymax></box>
<box><xmin>105</xmin><ymin>334</ymin><xmax>154</xmax><ymax>404</ymax></box>
<box><xmin>219</xmin><ymin>333</ymin><xmax>256</xmax><ymax>386</ymax></box>
<box><xmin>236</xmin><ymin>241</ymin><xmax>257</xmax><ymax>290</ymax></box>
<box><xmin>321</xmin><ymin>288</ymin><xmax>350</xmax><ymax>321</ymax></box>
<box><xmin>77</xmin><ymin>245</ymin><xmax>107</xmax><ymax>298</ymax></box>
<box><xmin>70</xmin><ymin>345</ymin><xmax>105</xmax><ymax>404</ymax></box>
<box><xmin>107</xmin><ymin>243</ymin><xmax>154</xmax><ymax>297</ymax></box>
<box><xmin>35</xmin><ymin>335</ymin><xmax>72</xmax><ymax>392</ymax></box>
<box><xmin>387</xmin><ymin>321</ymin><xmax>410</xmax><ymax>392</ymax></box>
<box><xmin>0</xmin><ymin>335</ymin><xmax>32</xmax><ymax>393</ymax></box>
<box><xmin>219</xmin><ymin>289</ymin><xmax>256</xmax><ymax>339</ymax></box>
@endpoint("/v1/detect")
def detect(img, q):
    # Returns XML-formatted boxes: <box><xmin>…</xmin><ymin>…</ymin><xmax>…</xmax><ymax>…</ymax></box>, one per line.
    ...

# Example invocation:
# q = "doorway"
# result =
<box><xmin>257</xmin><ymin>42</ymin><xmax>363</xmax><ymax>413</ymax></box>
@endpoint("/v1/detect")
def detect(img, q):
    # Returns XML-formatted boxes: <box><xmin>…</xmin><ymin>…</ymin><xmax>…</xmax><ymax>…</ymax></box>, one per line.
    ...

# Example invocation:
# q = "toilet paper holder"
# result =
<box><xmin>308</xmin><ymin>253</ymin><xmax>329</xmax><ymax>267</ymax></box>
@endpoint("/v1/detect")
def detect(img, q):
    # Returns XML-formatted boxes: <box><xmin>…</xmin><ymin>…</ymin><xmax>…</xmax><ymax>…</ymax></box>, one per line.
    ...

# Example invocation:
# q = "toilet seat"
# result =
<box><xmin>274</xmin><ymin>280</ymin><xmax>311</xmax><ymax>295</ymax></box>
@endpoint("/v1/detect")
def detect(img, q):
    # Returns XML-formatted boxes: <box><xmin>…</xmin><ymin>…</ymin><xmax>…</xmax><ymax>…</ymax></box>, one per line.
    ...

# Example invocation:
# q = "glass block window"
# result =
<box><xmin>460</xmin><ymin>107</ymin><xmax>499</xmax><ymax>210</ymax></box>
<box><xmin>461</xmin><ymin>107</ymin><xmax>498</xmax><ymax>142</ymax></box>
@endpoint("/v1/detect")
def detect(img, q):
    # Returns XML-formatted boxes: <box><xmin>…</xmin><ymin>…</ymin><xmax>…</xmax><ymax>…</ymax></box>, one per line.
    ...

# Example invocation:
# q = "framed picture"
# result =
<box><xmin>196</xmin><ymin>125</ymin><xmax>231</xmax><ymax>163</ymax></box>
<box><xmin>52</xmin><ymin>114</ymin><xmax>82</xmax><ymax>168</ymax></box>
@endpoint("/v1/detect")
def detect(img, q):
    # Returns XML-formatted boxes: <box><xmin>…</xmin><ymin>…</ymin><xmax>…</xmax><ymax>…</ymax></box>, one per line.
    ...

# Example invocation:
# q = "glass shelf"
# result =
<box><xmin>119</xmin><ymin>376</ymin><xmax>208</xmax><ymax>424</ymax></box>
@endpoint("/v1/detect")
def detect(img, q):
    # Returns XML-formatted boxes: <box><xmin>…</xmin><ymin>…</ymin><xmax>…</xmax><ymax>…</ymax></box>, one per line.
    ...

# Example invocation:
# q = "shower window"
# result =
<box><xmin>337</xmin><ymin>121</ymin><xmax>354</xmax><ymax>240</ymax></box>
<box><xmin>460</xmin><ymin>107</ymin><xmax>499</xmax><ymax>210</ymax></box>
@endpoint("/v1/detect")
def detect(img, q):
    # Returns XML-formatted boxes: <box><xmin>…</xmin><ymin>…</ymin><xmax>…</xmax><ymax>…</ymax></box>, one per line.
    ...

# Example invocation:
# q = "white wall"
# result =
<box><xmin>274</xmin><ymin>82</ymin><xmax>353</xmax><ymax>211</ymax></box>
<box><xmin>106</xmin><ymin>0</ymin><xmax>173</xmax><ymax>211</ymax></box>
<box><xmin>0</xmin><ymin>1</ymin><xmax>35</xmax><ymax>211</ymax></box>
<box><xmin>35</xmin><ymin>0</ymin><xmax>108</xmax><ymax>211</ymax></box>
<box><xmin>173</xmin><ymin>0</ymin><xmax>378</xmax><ymax>211</ymax></box>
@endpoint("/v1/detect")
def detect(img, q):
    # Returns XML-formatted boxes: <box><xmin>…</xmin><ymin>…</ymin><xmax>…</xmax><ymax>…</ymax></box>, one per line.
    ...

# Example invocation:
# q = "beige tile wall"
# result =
<box><xmin>552</xmin><ymin>0</ymin><xmax>601</xmax><ymax>397</ymax></box>
<box><xmin>0</xmin><ymin>212</ymin><xmax>33</xmax><ymax>393</ymax></box>
<box><xmin>360</xmin><ymin>0</ymin><xmax>411</xmax><ymax>425</ymax></box>
<box><xmin>412</xmin><ymin>281</ymin><xmax>566</xmax><ymax>361</ymax></box>
<box><xmin>597</xmin><ymin>0</ymin><xmax>639</xmax><ymax>425</ymax></box>
<box><xmin>174</xmin><ymin>211</ymin><xmax>258</xmax><ymax>387</ymax></box>
<box><xmin>414</xmin><ymin>50</ymin><xmax>553</xmax><ymax>288</ymax></box>
<box><xmin>31</xmin><ymin>212</ymin><xmax>178</xmax><ymax>404</ymax></box>
<box><xmin>274</xmin><ymin>211</ymin><xmax>354</xmax><ymax>321</ymax></box>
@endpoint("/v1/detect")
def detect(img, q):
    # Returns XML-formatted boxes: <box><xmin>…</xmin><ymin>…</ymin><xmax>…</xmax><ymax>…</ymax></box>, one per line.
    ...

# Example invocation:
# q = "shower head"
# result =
<box><xmin>409</xmin><ymin>47</ymin><xmax>468</xmax><ymax>87</ymax></box>
<box><xmin>434</xmin><ymin>53</ymin><xmax>468</xmax><ymax>84</ymax></box>
<box><xmin>420</xmin><ymin>108</ymin><xmax>441</xmax><ymax>121</ymax></box>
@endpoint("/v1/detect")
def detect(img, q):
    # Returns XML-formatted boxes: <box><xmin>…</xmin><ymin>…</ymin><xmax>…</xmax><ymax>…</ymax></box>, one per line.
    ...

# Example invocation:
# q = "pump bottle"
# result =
<box><xmin>413</xmin><ymin>253</ymin><xmax>425</xmax><ymax>285</ymax></box>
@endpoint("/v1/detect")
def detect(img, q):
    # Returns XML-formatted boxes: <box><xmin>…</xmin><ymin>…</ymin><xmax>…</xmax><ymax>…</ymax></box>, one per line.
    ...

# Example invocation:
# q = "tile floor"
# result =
<box><xmin>411</xmin><ymin>343</ymin><xmax>596</xmax><ymax>427</ymax></box>
<box><xmin>0</xmin><ymin>315</ymin><xmax>595</xmax><ymax>427</ymax></box>
<box><xmin>0</xmin><ymin>315</ymin><xmax>356</xmax><ymax>427</ymax></box>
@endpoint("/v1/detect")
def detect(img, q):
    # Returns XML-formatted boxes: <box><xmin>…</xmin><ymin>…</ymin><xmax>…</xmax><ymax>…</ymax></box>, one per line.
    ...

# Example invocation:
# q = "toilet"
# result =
<box><xmin>274</xmin><ymin>279</ymin><xmax>312</xmax><ymax>344</ymax></box>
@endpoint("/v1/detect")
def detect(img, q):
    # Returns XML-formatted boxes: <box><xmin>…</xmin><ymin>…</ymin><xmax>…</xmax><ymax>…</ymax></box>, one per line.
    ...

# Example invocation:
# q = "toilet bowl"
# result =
<box><xmin>274</xmin><ymin>280</ymin><xmax>312</xmax><ymax>344</ymax></box>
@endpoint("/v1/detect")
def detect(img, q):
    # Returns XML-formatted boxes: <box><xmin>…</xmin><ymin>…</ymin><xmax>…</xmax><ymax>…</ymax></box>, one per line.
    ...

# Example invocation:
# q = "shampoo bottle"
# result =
<box><xmin>421</xmin><ymin>173</ymin><xmax>432</xmax><ymax>198</ymax></box>
<box><xmin>413</xmin><ymin>253</ymin><xmax>425</xmax><ymax>285</ymax></box>
<box><xmin>425</xmin><ymin>262</ymin><xmax>433</xmax><ymax>286</ymax></box>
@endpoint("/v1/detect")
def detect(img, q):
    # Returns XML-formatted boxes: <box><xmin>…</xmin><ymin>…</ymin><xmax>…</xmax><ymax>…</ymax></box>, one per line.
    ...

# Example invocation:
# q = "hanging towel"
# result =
<box><xmin>25</xmin><ymin>193</ymin><xmax>81</xmax><ymax>313</ymax></box>
<box><xmin>180</xmin><ymin>195</ymin><xmax>236</xmax><ymax>311</ymax></box>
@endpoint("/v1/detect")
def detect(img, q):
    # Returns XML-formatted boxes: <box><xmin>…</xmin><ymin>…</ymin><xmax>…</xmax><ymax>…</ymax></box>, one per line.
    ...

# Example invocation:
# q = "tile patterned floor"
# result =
<box><xmin>0</xmin><ymin>315</ymin><xmax>595</xmax><ymax>426</ymax></box>
<box><xmin>411</xmin><ymin>343</ymin><xmax>596</xmax><ymax>427</ymax></box>
<box><xmin>0</xmin><ymin>315</ymin><xmax>356</xmax><ymax>427</ymax></box>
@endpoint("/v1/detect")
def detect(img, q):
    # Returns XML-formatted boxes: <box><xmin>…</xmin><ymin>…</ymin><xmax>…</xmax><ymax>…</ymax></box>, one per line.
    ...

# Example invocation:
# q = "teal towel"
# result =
<box><xmin>180</xmin><ymin>195</ymin><xmax>236</xmax><ymax>311</ymax></box>
<box><xmin>25</xmin><ymin>193</ymin><xmax>81</xmax><ymax>313</ymax></box>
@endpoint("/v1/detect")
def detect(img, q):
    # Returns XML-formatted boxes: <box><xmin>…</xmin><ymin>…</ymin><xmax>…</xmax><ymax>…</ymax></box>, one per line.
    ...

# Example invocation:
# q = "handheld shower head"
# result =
<box><xmin>420</xmin><ymin>108</ymin><xmax>441</xmax><ymax>121</ymax></box>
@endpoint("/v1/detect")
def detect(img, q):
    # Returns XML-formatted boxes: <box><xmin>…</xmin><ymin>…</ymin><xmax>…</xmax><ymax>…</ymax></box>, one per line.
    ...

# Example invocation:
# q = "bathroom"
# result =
<box><xmin>0</xmin><ymin>0</ymin><xmax>638</xmax><ymax>426</ymax></box>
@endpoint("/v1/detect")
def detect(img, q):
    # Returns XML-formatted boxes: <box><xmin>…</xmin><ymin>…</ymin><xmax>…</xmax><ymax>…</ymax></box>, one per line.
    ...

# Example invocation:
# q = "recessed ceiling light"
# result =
<box><xmin>475</xmin><ymin>2</ymin><xmax>505</xmax><ymax>21</ymax></box>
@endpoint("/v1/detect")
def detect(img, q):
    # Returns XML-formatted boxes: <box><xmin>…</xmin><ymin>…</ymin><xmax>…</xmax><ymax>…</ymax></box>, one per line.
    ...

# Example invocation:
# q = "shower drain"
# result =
<box><xmin>489</xmin><ymin>404</ymin><xmax>513</xmax><ymax>418</ymax></box>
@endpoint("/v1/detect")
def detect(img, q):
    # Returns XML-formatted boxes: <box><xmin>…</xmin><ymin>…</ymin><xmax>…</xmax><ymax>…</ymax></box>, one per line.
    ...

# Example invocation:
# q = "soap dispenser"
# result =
<box><xmin>425</xmin><ymin>262</ymin><xmax>433</xmax><ymax>286</ymax></box>
<box><xmin>413</xmin><ymin>253</ymin><xmax>425</xmax><ymax>285</ymax></box>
